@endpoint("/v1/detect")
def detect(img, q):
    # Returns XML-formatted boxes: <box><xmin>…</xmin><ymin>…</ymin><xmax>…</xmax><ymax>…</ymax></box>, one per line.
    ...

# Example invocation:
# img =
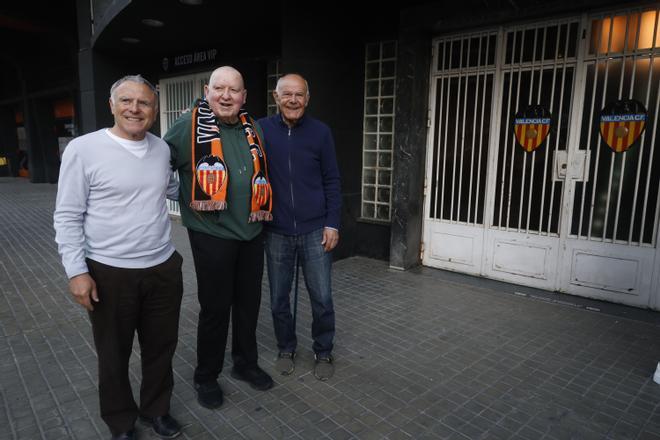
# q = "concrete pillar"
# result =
<box><xmin>389</xmin><ymin>30</ymin><xmax>431</xmax><ymax>270</ymax></box>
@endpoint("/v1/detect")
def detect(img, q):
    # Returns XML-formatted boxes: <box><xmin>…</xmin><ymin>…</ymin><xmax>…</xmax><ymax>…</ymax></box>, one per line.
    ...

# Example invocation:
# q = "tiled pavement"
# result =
<box><xmin>2</xmin><ymin>176</ymin><xmax>660</xmax><ymax>440</ymax></box>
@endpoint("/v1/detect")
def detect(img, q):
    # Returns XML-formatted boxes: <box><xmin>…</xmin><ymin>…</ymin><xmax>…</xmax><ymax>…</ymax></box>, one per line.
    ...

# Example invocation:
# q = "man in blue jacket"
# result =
<box><xmin>259</xmin><ymin>73</ymin><xmax>341</xmax><ymax>381</ymax></box>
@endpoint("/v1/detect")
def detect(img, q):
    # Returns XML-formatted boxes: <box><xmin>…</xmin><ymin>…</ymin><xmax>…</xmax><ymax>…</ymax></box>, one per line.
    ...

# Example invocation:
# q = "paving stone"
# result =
<box><xmin>328</xmin><ymin>427</ymin><xmax>353</xmax><ymax>440</ymax></box>
<box><xmin>3</xmin><ymin>177</ymin><xmax>660</xmax><ymax>439</ymax></box>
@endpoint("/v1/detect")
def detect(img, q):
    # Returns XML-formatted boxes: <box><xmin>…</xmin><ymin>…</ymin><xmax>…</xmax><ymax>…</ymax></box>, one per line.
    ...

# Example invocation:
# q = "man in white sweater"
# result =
<box><xmin>54</xmin><ymin>75</ymin><xmax>183</xmax><ymax>440</ymax></box>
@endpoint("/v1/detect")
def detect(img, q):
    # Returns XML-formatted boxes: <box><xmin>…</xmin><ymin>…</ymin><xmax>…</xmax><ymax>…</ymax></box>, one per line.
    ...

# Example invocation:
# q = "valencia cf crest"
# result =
<box><xmin>599</xmin><ymin>99</ymin><xmax>647</xmax><ymax>153</ymax></box>
<box><xmin>196</xmin><ymin>155</ymin><xmax>227</xmax><ymax>196</ymax></box>
<box><xmin>513</xmin><ymin>105</ymin><xmax>552</xmax><ymax>153</ymax></box>
<box><xmin>252</xmin><ymin>172</ymin><xmax>270</xmax><ymax>207</ymax></box>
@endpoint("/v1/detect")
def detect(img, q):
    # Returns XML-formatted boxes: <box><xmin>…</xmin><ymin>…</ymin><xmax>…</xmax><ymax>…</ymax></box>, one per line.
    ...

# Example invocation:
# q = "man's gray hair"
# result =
<box><xmin>110</xmin><ymin>75</ymin><xmax>158</xmax><ymax>106</ymax></box>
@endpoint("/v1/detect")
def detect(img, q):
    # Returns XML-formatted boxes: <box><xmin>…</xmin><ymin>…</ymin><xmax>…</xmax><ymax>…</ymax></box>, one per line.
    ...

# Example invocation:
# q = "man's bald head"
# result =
<box><xmin>276</xmin><ymin>74</ymin><xmax>309</xmax><ymax>97</ymax></box>
<box><xmin>208</xmin><ymin>66</ymin><xmax>245</xmax><ymax>90</ymax></box>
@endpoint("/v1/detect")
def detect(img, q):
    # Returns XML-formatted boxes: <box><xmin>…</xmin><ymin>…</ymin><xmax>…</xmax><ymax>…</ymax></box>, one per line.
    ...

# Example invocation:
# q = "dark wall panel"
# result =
<box><xmin>355</xmin><ymin>222</ymin><xmax>391</xmax><ymax>260</ymax></box>
<box><xmin>0</xmin><ymin>107</ymin><xmax>19</xmax><ymax>177</ymax></box>
<box><xmin>25</xmin><ymin>98</ymin><xmax>60</xmax><ymax>183</ymax></box>
<box><xmin>279</xmin><ymin>1</ymin><xmax>399</xmax><ymax>260</ymax></box>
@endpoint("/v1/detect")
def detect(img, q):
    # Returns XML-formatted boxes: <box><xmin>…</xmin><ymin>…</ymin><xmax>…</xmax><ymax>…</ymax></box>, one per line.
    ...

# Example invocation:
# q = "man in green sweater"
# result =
<box><xmin>165</xmin><ymin>66</ymin><xmax>274</xmax><ymax>409</ymax></box>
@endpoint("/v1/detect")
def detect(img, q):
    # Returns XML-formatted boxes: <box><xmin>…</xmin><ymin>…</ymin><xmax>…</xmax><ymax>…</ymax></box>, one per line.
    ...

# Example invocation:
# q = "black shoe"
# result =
<box><xmin>231</xmin><ymin>365</ymin><xmax>274</xmax><ymax>391</ymax></box>
<box><xmin>139</xmin><ymin>414</ymin><xmax>181</xmax><ymax>439</ymax></box>
<box><xmin>111</xmin><ymin>430</ymin><xmax>135</xmax><ymax>440</ymax></box>
<box><xmin>194</xmin><ymin>380</ymin><xmax>224</xmax><ymax>409</ymax></box>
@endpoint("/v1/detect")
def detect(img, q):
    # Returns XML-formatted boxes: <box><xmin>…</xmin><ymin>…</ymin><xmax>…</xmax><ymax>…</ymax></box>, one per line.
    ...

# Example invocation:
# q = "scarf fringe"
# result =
<box><xmin>190</xmin><ymin>200</ymin><xmax>227</xmax><ymax>211</ymax></box>
<box><xmin>249</xmin><ymin>210</ymin><xmax>273</xmax><ymax>223</ymax></box>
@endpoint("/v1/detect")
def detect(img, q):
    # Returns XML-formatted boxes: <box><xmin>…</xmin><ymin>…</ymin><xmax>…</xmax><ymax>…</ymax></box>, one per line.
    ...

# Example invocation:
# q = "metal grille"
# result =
<box><xmin>572</xmin><ymin>8</ymin><xmax>660</xmax><ymax>246</ymax></box>
<box><xmin>159</xmin><ymin>72</ymin><xmax>211</xmax><ymax>215</ymax></box>
<box><xmin>266</xmin><ymin>60</ymin><xmax>280</xmax><ymax>116</ymax></box>
<box><xmin>159</xmin><ymin>73</ymin><xmax>209</xmax><ymax>132</ymax></box>
<box><xmin>361</xmin><ymin>41</ymin><xmax>397</xmax><ymax>222</ymax></box>
<box><xmin>429</xmin><ymin>31</ymin><xmax>496</xmax><ymax>225</ymax></box>
<box><xmin>493</xmin><ymin>20</ymin><xmax>579</xmax><ymax>234</ymax></box>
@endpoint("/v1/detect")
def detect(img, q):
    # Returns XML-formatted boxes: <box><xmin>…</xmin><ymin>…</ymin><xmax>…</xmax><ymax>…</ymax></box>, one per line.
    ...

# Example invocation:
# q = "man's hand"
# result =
<box><xmin>69</xmin><ymin>273</ymin><xmax>99</xmax><ymax>311</ymax></box>
<box><xmin>321</xmin><ymin>228</ymin><xmax>339</xmax><ymax>252</ymax></box>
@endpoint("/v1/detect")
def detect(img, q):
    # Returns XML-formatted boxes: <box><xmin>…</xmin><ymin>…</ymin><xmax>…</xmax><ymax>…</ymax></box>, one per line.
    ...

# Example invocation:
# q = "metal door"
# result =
<box><xmin>558</xmin><ymin>8</ymin><xmax>660</xmax><ymax>307</ymax></box>
<box><xmin>423</xmin><ymin>30</ymin><xmax>497</xmax><ymax>276</ymax></box>
<box><xmin>481</xmin><ymin>18</ymin><xmax>581</xmax><ymax>292</ymax></box>
<box><xmin>423</xmin><ymin>7</ymin><xmax>660</xmax><ymax>308</ymax></box>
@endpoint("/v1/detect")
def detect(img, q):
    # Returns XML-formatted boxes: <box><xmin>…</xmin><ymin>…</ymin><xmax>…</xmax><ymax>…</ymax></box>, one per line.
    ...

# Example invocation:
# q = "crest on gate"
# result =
<box><xmin>196</xmin><ymin>155</ymin><xmax>227</xmax><ymax>196</ymax></box>
<box><xmin>513</xmin><ymin>105</ymin><xmax>553</xmax><ymax>153</ymax></box>
<box><xmin>599</xmin><ymin>99</ymin><xmax>647</xmax><ymax>153</ymax></box>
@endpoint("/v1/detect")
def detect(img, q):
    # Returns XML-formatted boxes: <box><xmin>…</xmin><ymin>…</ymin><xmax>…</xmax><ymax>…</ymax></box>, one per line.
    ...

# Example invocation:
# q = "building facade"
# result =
<box><xmin>7</xmin><ymin>0</ymin><xmax>659</xmax><ymax>309</ymax></box>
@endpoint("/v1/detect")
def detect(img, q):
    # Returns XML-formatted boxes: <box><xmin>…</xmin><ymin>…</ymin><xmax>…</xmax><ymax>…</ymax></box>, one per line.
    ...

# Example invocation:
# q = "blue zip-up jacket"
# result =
<box><xmin>258</xmin><ymin>113</ymin><xmax>341</xmax><ymax>236</ymax></box>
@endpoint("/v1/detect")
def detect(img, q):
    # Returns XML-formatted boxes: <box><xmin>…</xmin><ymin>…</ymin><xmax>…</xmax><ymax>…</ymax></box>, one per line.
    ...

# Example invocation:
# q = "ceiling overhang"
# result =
<box><xmin>91</xmin><ymin>0</ymin><xmax>281</xmax><ymax>60</ymax></box>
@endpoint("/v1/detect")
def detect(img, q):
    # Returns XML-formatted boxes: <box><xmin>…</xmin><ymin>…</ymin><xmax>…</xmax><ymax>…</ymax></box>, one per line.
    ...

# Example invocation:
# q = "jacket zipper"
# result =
<box><xmin>288</xmin><ymin>127</ymin><xmax>297</xmax><ymax>232</ymax></box>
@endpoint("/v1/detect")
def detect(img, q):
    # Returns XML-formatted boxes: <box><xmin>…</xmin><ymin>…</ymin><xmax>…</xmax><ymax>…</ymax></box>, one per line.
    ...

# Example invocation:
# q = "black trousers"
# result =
<box><xmin>187</xmin><ymin>229</ymin><xmax>264</xmax><ymax>384</ymax></box>
<box><xmin>86</xmin><ymin>252</ymin><xmax>183</xmax><ymax>436</ymax></box>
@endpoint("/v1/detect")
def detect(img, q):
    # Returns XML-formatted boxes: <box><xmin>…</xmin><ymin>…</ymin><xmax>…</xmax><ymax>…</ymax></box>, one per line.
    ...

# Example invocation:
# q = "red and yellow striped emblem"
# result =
<box><xmin>512</xmin><ymin>105</ymin><xmax>552</xmax><ymax>153</ymax></box>
<box><xmin>599</xmin><ymin>115</ymin><xmax>646</xmax><ymax>153</ymax></box>
<box><xmin>514</xmin><ymin>118</ymin><xmax>551</xmax><ymax>153</ymax></box>
<box><xmin>599</xmin><ymin>99</ymin><xmax>647</xmax><ymax>153</ymax></box>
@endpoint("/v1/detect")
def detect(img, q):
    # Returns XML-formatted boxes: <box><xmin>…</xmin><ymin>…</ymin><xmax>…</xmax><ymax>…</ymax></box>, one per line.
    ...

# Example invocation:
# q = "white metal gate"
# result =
<box><xmin>423</xmin><ymin>6</ymin><xmax>660</xmax><ymax>309</ymax></box>
<box><xmin>423</xmin><ymin>29</ymin><xmax>496</xmax><ymax>276</ymax></box>
<box><xmin>159</xmin><ymin>71</ymin><xmax>211</xmax><ymax>215</ymax></box>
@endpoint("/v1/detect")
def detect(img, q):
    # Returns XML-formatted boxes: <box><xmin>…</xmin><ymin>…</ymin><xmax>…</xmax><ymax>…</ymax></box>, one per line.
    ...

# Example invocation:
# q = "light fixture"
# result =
<box><xmin>121</xmin><ymin>37</ymin><xmax>140</xmax><ymax>44</ymax></box>
<box><xmin>179</xmin><ymin>0</ymin><xmax>203</xmax><ymax>5</ymax></box>
<box><xmin>141</xmin><ymin>18</ymin><xmax>164</xmax><ymax>27</ymax></box>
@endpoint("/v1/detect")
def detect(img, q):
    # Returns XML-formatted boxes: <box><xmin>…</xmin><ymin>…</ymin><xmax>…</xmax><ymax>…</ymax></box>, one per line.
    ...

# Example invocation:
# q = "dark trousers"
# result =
<box><xmin>86</xmin><ymin>252</ymin><xmax>183</xmax><ymax>436</ymax></box>
<box><xmin>187</xmin><ymin>229</ymin><xmax>264</xmax><ymax>384</ymax></box>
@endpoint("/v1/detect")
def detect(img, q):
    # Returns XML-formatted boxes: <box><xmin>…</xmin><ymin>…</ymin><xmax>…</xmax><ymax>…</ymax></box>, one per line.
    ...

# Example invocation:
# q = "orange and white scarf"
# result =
<box><xmin>190</xmin><ymin>99</ymin><xmax>272</xmax><ymax>222</ymax></box>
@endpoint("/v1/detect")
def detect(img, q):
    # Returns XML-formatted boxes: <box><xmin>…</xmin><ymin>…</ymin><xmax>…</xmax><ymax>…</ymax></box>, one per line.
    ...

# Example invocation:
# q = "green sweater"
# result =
<box><xmin>165</xmin><ymin>110</ymin><xmax>263</xmax><ymax>241</ymax></box>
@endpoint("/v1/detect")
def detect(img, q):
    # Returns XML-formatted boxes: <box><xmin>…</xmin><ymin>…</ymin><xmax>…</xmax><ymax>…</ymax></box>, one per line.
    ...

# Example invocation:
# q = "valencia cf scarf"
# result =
<box><xmin>190</xmin><ymin>99</ymin><xmax>272</xmax><ymax>222</ymax></box>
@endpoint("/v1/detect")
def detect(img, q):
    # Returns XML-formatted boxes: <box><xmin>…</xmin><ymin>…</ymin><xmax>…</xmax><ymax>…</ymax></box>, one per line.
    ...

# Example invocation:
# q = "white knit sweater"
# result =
<box><xmin>54</xmin><ymin>129</ymin><xmax>178</xmax><ymax>278</ymax></box>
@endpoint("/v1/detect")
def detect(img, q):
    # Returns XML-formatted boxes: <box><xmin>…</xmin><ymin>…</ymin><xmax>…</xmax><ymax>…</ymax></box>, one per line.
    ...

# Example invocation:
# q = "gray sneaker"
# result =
<box><xmin>275</xmin><ymin>352</ymin><xmax>295</xmax><ymax>376</ymax></box>
<box><xmin>313</xmin><ymin>354</ymin><xmax>334</xmax><ymax>381</ymax></box>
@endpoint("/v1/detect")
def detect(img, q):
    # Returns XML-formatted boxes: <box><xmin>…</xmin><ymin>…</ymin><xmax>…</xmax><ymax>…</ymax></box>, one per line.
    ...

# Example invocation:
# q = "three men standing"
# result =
<box><xmin>54</xmin><ymin>68</ymin><xmax>341</xmax><ymax>440</ymax></box>
<box><xmin>259</xmin><ymin>74</ymin><xmax>342</xmax><ymax>381</ymax></box>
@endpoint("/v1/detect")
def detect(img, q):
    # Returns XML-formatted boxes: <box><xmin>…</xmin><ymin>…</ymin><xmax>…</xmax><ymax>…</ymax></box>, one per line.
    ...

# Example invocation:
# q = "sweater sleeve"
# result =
<box><xmin>321</xmin><ymin>126</ymin><xmax>342</xmax><ymax>230</ymax></box>
<box><xmin>166</xmin><ymin>169</ymin><xmax>179</xmax><ymax>200</ymax></box>
<box><xmin>53</xmin><ymin>146</ymin><xmax>90</xmax><ymax>279</ymax></box>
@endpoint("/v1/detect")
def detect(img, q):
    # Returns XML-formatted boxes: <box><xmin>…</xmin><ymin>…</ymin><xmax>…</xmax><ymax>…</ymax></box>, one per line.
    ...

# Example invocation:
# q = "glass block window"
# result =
<box><xmin>266</xmin><ymin>59</ymin><xmax>280</xmax><ymax>116</ymax></box>
<box><xmin>361</xmin><ymin>41</ymin><xmax>397</xmax><ymax>221</ymax></box>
